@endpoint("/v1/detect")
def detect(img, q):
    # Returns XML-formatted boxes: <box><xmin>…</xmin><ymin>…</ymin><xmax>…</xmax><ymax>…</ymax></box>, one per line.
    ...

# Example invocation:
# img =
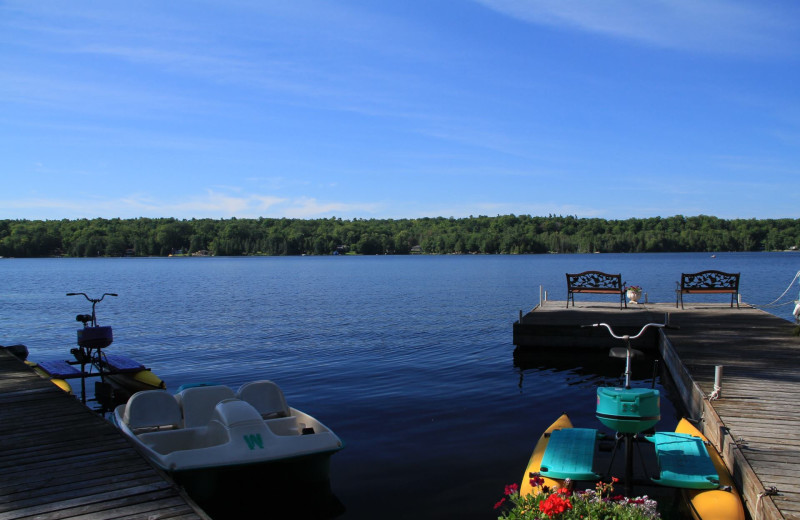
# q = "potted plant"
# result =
<box><xmin>625</xmin><ymin>284</ymin><xmax>642</xmax><ymax>304</ymax></box>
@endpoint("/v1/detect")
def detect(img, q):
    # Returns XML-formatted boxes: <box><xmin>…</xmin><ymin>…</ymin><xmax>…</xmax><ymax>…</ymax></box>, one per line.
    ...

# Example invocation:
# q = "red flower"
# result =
<box><xmin>538</xmin><ymin>494</ymin><xmax>573</xmax><ymax>517</ymax></box>
<box><xmin>504</xmin><ymin>483</ymin><xmax>519</xmax><ymax>496</ymax></box>
<box><xmin>529</xmin><ymin>473</ymin><xmax>545</xmax><ymax>488</ymax></box>
<box><xmin>493</xmin><ymin>497</ymin><xmax>506</xmax><ymax>510</ymax></box>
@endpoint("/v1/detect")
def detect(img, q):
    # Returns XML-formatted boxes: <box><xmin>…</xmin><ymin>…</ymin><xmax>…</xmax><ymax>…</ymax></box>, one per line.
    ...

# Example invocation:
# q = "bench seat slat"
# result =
<box><xmin>682</xmin><ymin>289</ymin><xmax>736</xmax><ymax>294</ymax></box>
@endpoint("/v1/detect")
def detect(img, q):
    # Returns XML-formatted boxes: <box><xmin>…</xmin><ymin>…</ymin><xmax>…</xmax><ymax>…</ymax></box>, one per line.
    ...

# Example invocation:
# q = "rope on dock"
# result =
<box><xmin>749</xmin><ymin>270</ymin><xmax>800</xmax><ymax>312</ymax></box>
<box><xmin>756</xmin><ymin>486</ymin><xmax>779</xmax><ymax>520</ymax></box>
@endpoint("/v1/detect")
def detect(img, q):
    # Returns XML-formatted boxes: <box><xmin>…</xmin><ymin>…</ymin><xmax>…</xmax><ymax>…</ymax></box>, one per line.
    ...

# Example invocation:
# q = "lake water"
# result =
<box><xmin>1</xmin><ymin>252</ymin><xmax>798</xmax><ymax>519</ymax></box>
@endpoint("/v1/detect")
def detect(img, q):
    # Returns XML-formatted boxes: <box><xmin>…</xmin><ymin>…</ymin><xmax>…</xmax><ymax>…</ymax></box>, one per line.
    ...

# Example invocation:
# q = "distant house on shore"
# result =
<box><xmin>410</xmin><ymin>245</ymin><xmax>422</xmax><ymax>254</ymax></box>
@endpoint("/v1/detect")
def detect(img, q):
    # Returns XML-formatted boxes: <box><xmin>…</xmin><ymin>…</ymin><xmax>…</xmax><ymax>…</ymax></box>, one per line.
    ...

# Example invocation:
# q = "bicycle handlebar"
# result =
<box><xmin>67</xmin><ymin>292</ymin><xmax>117</xmax><ymax>328</ymax></box>
<box><xmin>589</xmin><ymin>321</ymin><xmax>667</xmax><ymax>341</ymax></box>
<box><xmin>67</xmin><ymin>292</ymin><xmax>118</xmax><ymax>302</ymax></box>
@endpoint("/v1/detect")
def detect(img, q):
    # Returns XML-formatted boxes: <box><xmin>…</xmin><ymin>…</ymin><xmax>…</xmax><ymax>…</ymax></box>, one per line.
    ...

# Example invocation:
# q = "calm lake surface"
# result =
<box><xmin>1</xmin><ymin>252</ymin><xmax>798</xmax><ymax>519</ymax></box>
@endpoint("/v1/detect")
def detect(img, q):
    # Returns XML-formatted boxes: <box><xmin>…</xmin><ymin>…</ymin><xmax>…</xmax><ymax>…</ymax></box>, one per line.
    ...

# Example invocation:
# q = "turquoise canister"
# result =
<box><xmin>77</xmin><ymin>326</ymin><xmax>114</xmax><ymax>349</ymax></box>
<box><xmin>596</xmin><ymin>387</ymin><xmax>660</xmax><ymax>434</ymax></box>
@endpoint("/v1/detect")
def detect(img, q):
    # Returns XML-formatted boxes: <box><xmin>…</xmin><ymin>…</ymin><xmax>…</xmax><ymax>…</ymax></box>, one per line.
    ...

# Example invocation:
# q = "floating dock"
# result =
<box><xmin>514</xmin><ymin>300</ymin><xmax>800</xmax><ymax>520</ymax></box>
<box><xmin>0</xmin><ymin>348</ymin><xmax>209</xmax><ymax>520</ymax></box>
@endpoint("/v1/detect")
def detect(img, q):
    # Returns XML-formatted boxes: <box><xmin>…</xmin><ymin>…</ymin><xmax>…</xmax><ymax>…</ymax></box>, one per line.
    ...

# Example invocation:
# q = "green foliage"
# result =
<box><xmin>0</xmin><ymin>214</ymin><xmax>798</xmax><ymax>257</ymax></box>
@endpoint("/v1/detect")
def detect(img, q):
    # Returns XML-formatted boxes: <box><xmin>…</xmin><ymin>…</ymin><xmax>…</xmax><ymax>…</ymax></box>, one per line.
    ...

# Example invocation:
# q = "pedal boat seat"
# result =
<box><xmin>176</xmin><ymin>385</ymin><xmax>236</xmax><ymax>428</ymax></box>
<box><xmin>123</xmin><ymin>390</ymin><xmax>182</xmax><ymax>433</ymax></box>
<box><xmin>236</xmin><ymin>380</ymin><xmax>290</xmax><ymax>419</ymax></box>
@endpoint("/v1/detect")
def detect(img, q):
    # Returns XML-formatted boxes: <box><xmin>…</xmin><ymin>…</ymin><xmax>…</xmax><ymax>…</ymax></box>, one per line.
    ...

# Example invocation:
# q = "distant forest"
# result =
<box><xmin>1</xmin><ymin>215</ymin><xmax>798</xmax><ymax>258</ymax></box>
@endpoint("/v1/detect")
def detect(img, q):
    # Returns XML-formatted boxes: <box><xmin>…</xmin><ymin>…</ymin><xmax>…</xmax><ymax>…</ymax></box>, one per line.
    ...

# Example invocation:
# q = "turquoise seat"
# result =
<box><xmin>540</xmin><ymin>428</ymin><xmax>600</xmax><ymax>480</ymax></box>
<box><xmin>37</xmin><ymin>360</ymin><xmax>82</xmax><ymax>378</ymax></box>
<box><xmin>647</xmin><ymin>431</ymin><xmax>719</xmax><ymax>489</ymax></box>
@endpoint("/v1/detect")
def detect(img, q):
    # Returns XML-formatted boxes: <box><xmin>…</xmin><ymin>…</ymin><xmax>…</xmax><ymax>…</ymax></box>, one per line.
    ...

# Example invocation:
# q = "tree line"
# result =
<box><xmin>0</xmin><ymin>215</ymin><xmax>798</xmax><ymax>258</ymax></box>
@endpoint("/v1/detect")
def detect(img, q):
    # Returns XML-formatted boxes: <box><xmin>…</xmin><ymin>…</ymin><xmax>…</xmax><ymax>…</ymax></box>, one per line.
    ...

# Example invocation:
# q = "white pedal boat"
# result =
<box><xmin>113</xmin><ymin>381</ymin><xmax>343</xmax><ymax>503</ymax></box>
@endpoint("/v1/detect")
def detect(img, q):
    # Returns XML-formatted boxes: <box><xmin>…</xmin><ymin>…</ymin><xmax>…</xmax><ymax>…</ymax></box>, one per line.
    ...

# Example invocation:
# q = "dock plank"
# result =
<box><xmin>0</xmin><ymin>469</ymin><xmax>157</xmax><ymax>505</ymax></box>
<box><xmin>0</xmin><ymin>350</ymin><xmax>208</xmax><ymax>520</ymax></box>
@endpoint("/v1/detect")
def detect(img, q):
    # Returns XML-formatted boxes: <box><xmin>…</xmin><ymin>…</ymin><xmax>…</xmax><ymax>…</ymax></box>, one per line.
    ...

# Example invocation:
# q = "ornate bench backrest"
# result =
<box><xmin>681</xmin><ymin>270</ymin><xmax>740</xmax><ymax>290</ymax></box>
<box><xmin>567</xmin><ymin>271</ymin><xmax>622</xmax><ymax>290</ymax></box>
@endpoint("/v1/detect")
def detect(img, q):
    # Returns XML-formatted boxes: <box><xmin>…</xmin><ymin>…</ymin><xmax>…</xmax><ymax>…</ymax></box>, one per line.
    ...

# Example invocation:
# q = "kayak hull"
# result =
<box><xmin>28</xmin><ymin>362</ymin><xmax>72</xmax><ymax>393</ymax></box>
<box><xmin>520</xmin><ymin>413</ymin><xmax>572</xmax><ymax>496</ymax></box>
<box><xmin>675</xmin><ymin>419</ymin><xmax>745</xmax><ymax>520</ymax></box>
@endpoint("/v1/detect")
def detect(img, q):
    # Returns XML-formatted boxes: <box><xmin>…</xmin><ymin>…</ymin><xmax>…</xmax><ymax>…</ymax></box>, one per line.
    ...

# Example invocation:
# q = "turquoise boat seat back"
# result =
<box><xmin>237</xmin><ymin>380</ymin><xmax>289</xmax><ymax>419</ymax></box>
<box><xmin>123</xmin><ymin>390</ymin><xmax>182</xmax><ymax>432</ymax></box>
<box><xmin>647</xmin><ymin>431</ymin><xmax>719</xmax><ymax>489</ymax></box>
<box><xmin>540</xmin><ymin>428</ymin><xmax>600</xmax><ymax>480</ymax></box>
<box><xmin>176</xmin><ymin>385</ymin><xmax>236</xmax><ymax>428</ymax></box>
<box><xmin>37</xmin><ymin>360</ymin><xmax>81</xmax><ymax>378</ymax></box>
<box><xmin>103</xmin><ymin>354</ymin><xmax>144</xmax><ymax>372</ymax></box>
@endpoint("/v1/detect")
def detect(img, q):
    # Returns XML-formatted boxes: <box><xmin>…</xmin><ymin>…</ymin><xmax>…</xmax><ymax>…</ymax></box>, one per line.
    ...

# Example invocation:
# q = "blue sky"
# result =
<box><xmin>2</xmin><ymin>1</ymin><xmax>800</xmax><ymax>221</ymax></box>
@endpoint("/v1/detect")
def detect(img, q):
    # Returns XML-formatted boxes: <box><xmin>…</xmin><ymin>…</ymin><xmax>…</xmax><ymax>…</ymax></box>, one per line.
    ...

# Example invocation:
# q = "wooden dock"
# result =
<box><xmin>515</xmin><ymin>300</ymin><xmax>800</xmax><ymax>520</ymax></box>
<box><xmin>0</xmin><ymin>349</ymin><xmax>209</xmax><ymax>520</ymax></box>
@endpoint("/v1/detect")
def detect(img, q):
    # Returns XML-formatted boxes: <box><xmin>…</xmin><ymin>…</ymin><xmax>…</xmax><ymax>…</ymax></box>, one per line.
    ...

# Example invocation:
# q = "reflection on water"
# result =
<box><xmin>197</xmin><ymin>477</ymin><xmax>345</xmax><ymax>520</ymax></box>
<box><xmin>513</xmin><ymin>346</ymin><xmax>662</xmax><ymax>391</ymax></box>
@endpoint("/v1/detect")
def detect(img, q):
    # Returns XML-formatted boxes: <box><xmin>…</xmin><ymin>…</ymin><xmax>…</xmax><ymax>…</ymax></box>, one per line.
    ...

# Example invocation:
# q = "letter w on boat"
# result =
<box><xmin>244</xmin><ymin>433</ymin><xmax>264</xmax><ymax>450</ymax></box>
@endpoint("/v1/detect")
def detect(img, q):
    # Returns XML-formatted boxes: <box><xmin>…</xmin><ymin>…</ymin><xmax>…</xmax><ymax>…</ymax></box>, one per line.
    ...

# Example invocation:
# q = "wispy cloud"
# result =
<box><xmin>280</xmin><ymin>197</ymin><xmax>382</xmax><ymax>219</ymax></box>
<box><xmin>473</xmin><ymin>0</ymin><xmax>800</xmax><ymax>56</ymax></box>
<box><xmin>398</xmin><ymin>201</ymin><xmax>606</xmax><ymax>219</ymax></box>
<box><xmin>1</xmin><ymin>0</ymin><xmax>457</xmax><ymax>136</ymax></box>
<box><xmin>0</xmin><ymin>71</ymin><xmax>216</xmax><ymax>120</ymax></box>
<box><xmin>0</xmin><ymin>190</ymin><xmax>384</xmax><ymax>220</ymax></box>
<box><xmin>155</xmin><ymin>190</ymin><xmax>287</xmax><ymax>216</ymax></box>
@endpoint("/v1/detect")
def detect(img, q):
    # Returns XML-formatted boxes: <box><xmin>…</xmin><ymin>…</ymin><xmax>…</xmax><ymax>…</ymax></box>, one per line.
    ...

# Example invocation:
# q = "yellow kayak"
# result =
<box><xmin>520</xmin><ymin>413</ymin><xmax>573</xmax><ymax>496</ymax></box>
<box><xmin>127</xmin><ymin>368</ymin><xmax>165</xmax><ymax>390</ymax></box>
<box><xmin>105</xmin><ymin>368</ymin><xmax>166</xmax><ymax>393</ymax></box>
<box><xmin>675</xmin><ymin>418</ymin><xmax>745</xmax><ymax>520</ymax></box>
<box><xmin>100</xmin><ymin>354</ymin><xmax>166</xmax><ymax>397</ymax></box>
<box><xmin>26</xmin><ymin>361</ymin><xmax>73</xmax><ymax>394</ymax></box>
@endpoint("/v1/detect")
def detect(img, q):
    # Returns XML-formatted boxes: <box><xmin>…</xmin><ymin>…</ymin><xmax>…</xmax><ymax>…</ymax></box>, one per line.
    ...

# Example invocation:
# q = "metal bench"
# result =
<box><xmin>566</xmin><ymin>271</ymin><xmax>626</xmax><ymax>309</ymax></box>
<box><xmin>677</xmin><ymin>270</ymin><xmax>740</xmax><ymax>309</ymax></box>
